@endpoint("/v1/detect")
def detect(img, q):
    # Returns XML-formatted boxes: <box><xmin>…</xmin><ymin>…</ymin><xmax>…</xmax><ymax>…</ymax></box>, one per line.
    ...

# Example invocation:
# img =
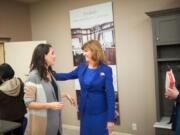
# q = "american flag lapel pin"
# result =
<box><xmin>100</xmin><ymin>72</ymin><xmax>105</xmax><ymax>76</ymax></box>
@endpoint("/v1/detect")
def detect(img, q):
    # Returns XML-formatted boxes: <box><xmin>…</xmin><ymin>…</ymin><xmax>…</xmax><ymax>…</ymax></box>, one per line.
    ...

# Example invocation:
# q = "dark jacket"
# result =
<box><xmin>176</xmin><ymin>84</ymin><xmax>180</xmax><ymax>104</ymax></box>
<box><xmin>0</xmin><ymin>78</ymin><xmax>26</xmax><ymax>121</ymax></box>
<box><xmin>170</xmin><ymin>83</ymin><xmax>180</xmax><ymax>131</ymax></box>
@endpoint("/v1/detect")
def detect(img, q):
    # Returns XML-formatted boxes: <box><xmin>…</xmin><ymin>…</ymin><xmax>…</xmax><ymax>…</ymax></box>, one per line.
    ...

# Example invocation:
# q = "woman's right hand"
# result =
<box><xmin>48</xmin><ymin>102</ymin><xmax>64</xmax><ymax>110</ymax></box>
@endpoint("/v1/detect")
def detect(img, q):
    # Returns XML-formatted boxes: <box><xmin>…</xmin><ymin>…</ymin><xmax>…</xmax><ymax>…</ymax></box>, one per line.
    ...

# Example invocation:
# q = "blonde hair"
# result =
<box><xmin>81</xmin><ymin>40</ymin><xmax>108</xmax><ymax>66</ymax></box>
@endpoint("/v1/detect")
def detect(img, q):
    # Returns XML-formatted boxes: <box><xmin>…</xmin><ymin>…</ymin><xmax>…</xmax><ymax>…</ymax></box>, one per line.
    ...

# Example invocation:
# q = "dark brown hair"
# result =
<box><xmin>30</xmin><ymin>43</ymin><xmax>53</xmax><ymax>80</ymax></box>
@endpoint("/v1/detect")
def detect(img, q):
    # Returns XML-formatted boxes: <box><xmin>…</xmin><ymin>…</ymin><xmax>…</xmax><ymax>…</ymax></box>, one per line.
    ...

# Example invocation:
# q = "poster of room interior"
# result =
<box><xmin>70</xmin><ymin>2</ymin><xmax>120</xmax><ymax>125</ymax></box>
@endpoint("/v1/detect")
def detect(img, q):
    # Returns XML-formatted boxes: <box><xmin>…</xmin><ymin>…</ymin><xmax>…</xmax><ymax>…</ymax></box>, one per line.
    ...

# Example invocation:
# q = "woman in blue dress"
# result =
<box><xmin>55</xmin><ymin>40</ymin><xmax>115</xmax><ymax>135</ymax></box>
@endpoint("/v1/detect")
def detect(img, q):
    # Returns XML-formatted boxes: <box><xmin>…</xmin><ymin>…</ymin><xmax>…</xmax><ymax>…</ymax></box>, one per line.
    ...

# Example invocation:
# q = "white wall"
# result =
<box><xmin>29</xmin><ymin>0</ymin><xmax>180</xmax><ymax>135</ymax></box>
<box><xmin>4</xmin><ymin>41</ymin><xmax>46</xmax><ymax>81</ymax></box>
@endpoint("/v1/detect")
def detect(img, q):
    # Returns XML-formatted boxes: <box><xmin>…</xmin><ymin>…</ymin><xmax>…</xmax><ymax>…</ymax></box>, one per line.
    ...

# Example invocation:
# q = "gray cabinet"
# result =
<box><xmin>155</xmin><ymin>15</ymin><xmax>180</xmax><ymax>45</ymax></box>
<box><xmin>147</xmin><ymin>8</ymin><xmax>180</xmax><ymax>135</ymax></box>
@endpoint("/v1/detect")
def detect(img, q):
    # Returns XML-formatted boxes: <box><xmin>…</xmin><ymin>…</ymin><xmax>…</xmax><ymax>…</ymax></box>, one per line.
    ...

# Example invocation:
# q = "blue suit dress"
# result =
<box><xmin>55</xmin><ymin>63</ymin><xmax>115</xmax><ymax>135</ymax></box>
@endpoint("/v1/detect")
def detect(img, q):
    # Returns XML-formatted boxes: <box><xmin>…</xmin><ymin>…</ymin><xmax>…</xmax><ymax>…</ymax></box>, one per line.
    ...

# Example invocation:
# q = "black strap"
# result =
<box><xmin>51</xmin><ymin>77</ymin><xmax>59</xmax><ymax>101</ymax></box>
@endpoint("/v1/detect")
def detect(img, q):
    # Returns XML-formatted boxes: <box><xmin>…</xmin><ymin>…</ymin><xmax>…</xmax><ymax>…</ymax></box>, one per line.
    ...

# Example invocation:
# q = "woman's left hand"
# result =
<box><xmin>106</xmin><ymin>122</ymin><xmax>114</xmax><ymax>134</ymax></box>
<box><xmin>65</xmin><ymin>93</ymin><xmax>76</xmax><ymax>106</ymax></box>
<box><xmin>165</xmin><ymin>87</ymin><xmax>179</xmax><ymax>100</ymax></box>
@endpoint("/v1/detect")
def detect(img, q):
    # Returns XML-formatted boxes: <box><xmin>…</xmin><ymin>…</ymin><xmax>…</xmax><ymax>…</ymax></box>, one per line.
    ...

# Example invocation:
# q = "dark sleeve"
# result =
<box><xmin>176</xmin><ymin>83</ymin><xmax>180</xmax><ymax>103</ymax></box>
<box><xmin>105</xmin><ymin>67</ymin><xmax>115</xmax><ymax>122</ymax></box>
<box><xmin>176</xmin><ymin>94</ymin><xmax>180</xmax><ymax>103</ymax></box>
<box><xmin>176</xmin><ymin>83</ymin><xmax>180</xmax><ymax>90</ymax></box>
<box><xmin>55</xmin><ymin>66</ymin><xmax>79</xmax><ymax>81</ymax></box>
<box><xmin>0</xmin><ymin>92</ymin><xmax>4</xmax><ymax>102</ymax></box>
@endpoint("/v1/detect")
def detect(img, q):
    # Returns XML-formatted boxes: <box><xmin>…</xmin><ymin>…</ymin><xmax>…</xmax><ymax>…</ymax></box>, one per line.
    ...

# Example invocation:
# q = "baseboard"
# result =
<box><xmin>62</xmin><ymin>124</ymin><xmax>133</xmax><ymax>135</ymax></box>
<box><xmin>62</xmin><ymin>124</ymin><xmax>80</xmax><ymax>131</ymax></box>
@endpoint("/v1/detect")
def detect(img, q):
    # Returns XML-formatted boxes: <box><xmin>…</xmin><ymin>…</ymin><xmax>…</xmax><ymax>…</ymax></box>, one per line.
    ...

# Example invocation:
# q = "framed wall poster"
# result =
<box><xmin>70</xmin><ymin>2</ymin><xmax>120</xmax><ymax>124</ymax></box>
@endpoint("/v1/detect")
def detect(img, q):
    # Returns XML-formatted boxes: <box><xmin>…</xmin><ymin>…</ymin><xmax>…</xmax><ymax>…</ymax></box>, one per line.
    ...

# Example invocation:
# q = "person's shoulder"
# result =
<box><xmin>27</xmin><ymin>69</ymin><xmax>40</xmax><ymax>83</ymax></box>
<box><xmin>29</xmin><ymin>69</ymin><xmax>39</xmax><ymax>76</ymax></box>
<box><xmin>16</xmin><ymin>77</ymin><xmax>23</xmax><ymax>84</ymax></box>
<box><xmin>101</xmin><ymin>63</ymin><xmax>112</xmax><ymax>71</ymax></box>
<box><xmin>78</xmin><ymin>63</ymin><xmax>87</xmax><ymax>68</ymax></box>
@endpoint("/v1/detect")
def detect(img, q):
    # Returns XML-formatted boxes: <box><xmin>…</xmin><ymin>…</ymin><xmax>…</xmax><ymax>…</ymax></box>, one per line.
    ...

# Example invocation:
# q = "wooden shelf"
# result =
<box><xmin>156</xmin><ymin>43</ymin><xmax>180</xmax><ymax>46</ymax></box>
<box><xmin>154</xmin><ymin>117</ymin><xmax>171</xmax><ymax>129</ymax></box>
<box><xmin>157</xmin><ymin>58</ymin><xmax>180</xmax><ymax>62</ymax></box>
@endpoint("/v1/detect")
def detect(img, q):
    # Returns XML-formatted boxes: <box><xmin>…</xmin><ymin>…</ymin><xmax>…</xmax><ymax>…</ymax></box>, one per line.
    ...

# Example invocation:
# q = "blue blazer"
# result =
<box><xmin>55</xmin><ymin>63</ymin><xmax>115</xmax><ymax>122</ymax></box>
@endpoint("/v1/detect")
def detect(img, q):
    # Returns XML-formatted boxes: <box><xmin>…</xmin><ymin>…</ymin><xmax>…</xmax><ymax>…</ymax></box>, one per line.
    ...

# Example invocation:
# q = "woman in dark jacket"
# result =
<box><xmin>0</xmin><ymin>63</ymin><xmax>27</xmax><ymax>135</ymax></box>
<box><xmin>165</xmin><ymin>84</ymin><xmax>180</xmax><ymax>135</ymax></box>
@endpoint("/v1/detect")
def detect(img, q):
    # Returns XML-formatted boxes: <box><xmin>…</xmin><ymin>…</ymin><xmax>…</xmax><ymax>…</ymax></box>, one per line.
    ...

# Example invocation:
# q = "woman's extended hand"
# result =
<box><xmin>65</xmin><ymin>93</ymin><xmax>76</xmax><ymax>106</ymax></box>
<box><xmin>107</xmin><ymin>122</ymin><xmax>114</xmax><ymax>134</ymax></box>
